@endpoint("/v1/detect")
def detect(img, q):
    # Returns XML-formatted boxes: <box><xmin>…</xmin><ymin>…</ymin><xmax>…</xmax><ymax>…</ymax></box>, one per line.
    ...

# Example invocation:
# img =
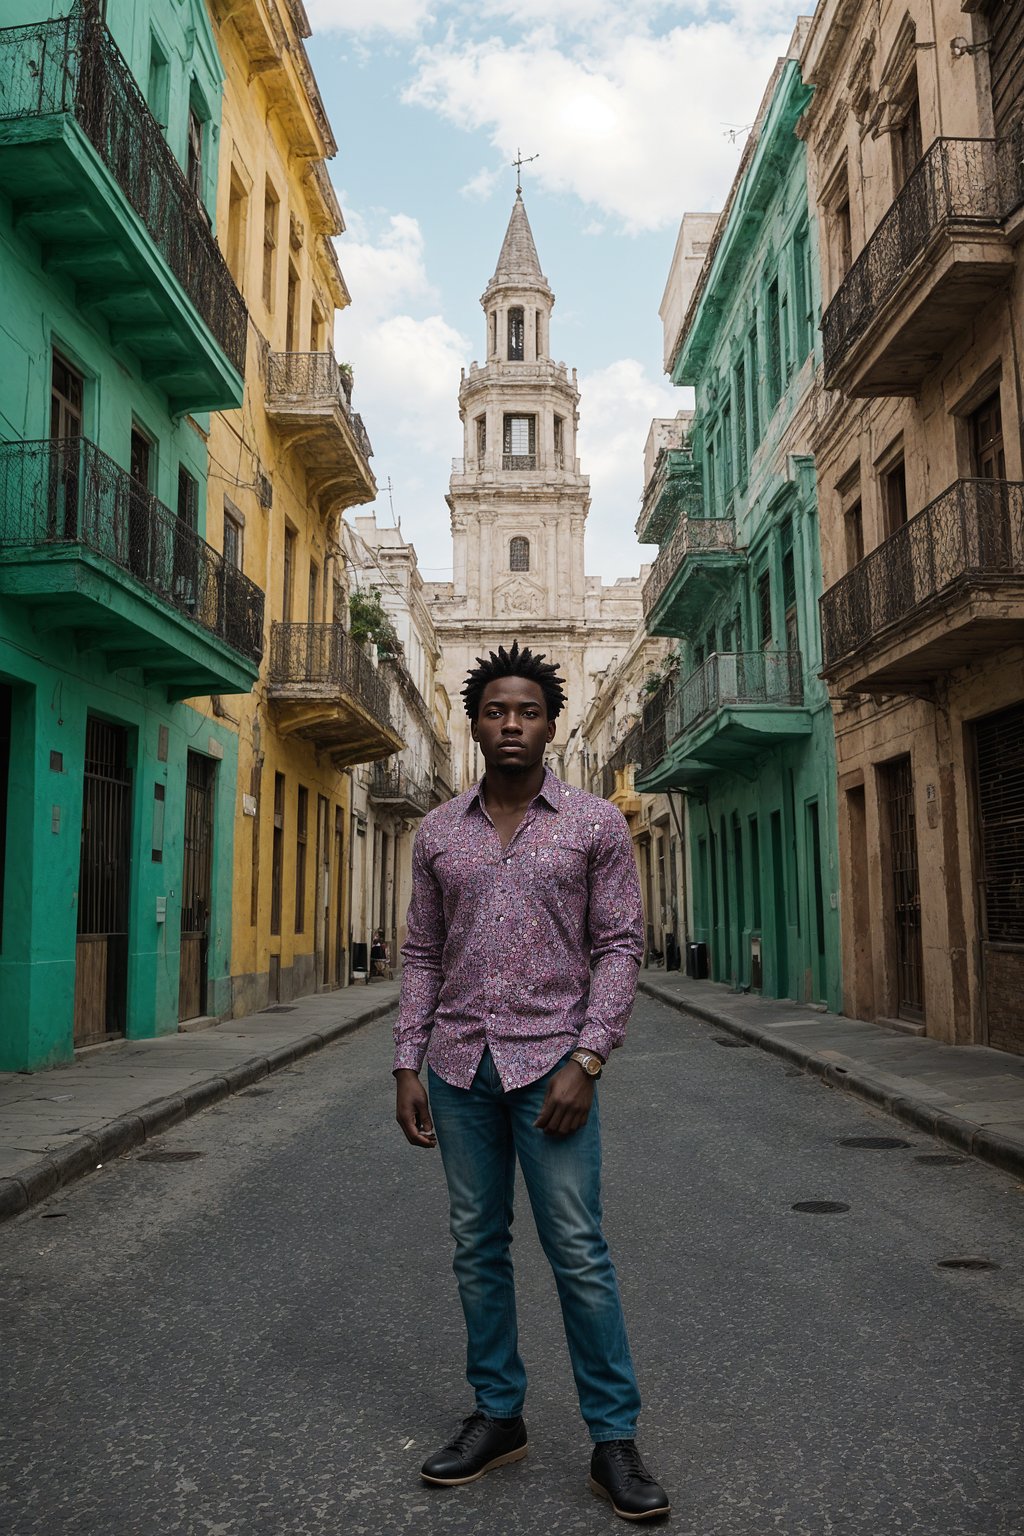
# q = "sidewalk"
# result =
<box><xmin>639</xmin><ymin>970</ymin><xmax>1024</xmax><ymax>1178</ymax></box>
<box><xmin>0</xmin><ymin>979</ymin><xmax>401</xmax><ymax>1223</ymax></box>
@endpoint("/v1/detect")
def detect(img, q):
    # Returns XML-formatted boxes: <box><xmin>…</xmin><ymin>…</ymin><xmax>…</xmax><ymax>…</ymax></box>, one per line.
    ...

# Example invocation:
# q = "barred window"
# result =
<box><xmin>508</xmin><ymin>307</ymin><xmax>525</xmax><ymax>360</ymax></box>
<box><xmin>510</xmin><ymin>536</ymin><xmax>530</xmax><ymax>571</ymax></box>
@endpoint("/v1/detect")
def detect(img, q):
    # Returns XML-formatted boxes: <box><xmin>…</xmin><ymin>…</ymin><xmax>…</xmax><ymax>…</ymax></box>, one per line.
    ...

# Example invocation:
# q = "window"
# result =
<box><xmin>476</xmin><ymin>415</ymin><xmax>487</xmax><ymax>463</ymax></box>
<box><xmin>553</xmin><ymin>414</ymin><xmax>565</xmax><ymax>469</ymax></box>
<box><xmin>779</xmin><ymin>286</ymin><xmax>790</xmax><ymax>383</ymax></box>
<box><xmin>282</xmin><ymin>525</ymin><xmax>296</xmax><ymax>619</ymax></box>
<box><xmin>894</xmin><ymin>78</ymin><xmax>923</xmax><ymax>191</ymax></box>
<box><xmin>706</xmin><ymin>440</ymin><xmax>716</xmax><ymax>515</ymax></box>
<box><xmin>147</xmin><ymin>36</ymin><xmax>169</xmax><ymax>128</ymax></box>
<box><xmin>286</xmin><ymin>260</ymin><xmax>300</xmax><ymax>352</ymax></box>
<box><xmin>844</xmin><ymin>498</ymin><xmax>864</xmax><ymax>570</ymax></box>
<box><xmin>721</xmin><ymin>403</ymin><xmax>734</xmax><ymax>509</ymax></box>
<box><xmin>309</xmin><ymin>299</ymin><xmax>325</xmax><ymax>352</ymax></box>
<box><xmin>226</xmin><ymin>167</ymin><xmax>248</xmax><ymax>287</ymax></box>
<box><xmin>510</xmin><ymin>536</ymin><xmax>530</xmax><ymax>571</ymax></box>
<box><xmin>262</xmin><ymin>180</ymin><xmax>279</xmax><ymax>310</ymax></box>
<box><xmin>883</xmin><ymin>458</ymin><xmax>909</xmax><ymax>536</ymax></box>
<box><xmin>508</xmin><ymin>307</ymin><xmax>525</xmax><ymax>361</ymax></box>
<box><xmin>176</xmin><ymin>466</ymin><xmax>198</xmax><ymax>529</ymax></box>
<box><xmin>970</xmin><ymin>391</ymin><xmax>1005</xmax><ymax>478</ymax></box>
<box><xmin>734</xmin><ymin>360</ymin><xmax>747</xmax><ymax>485</ymax></box>
<box><xmin>758</xmin><ymin>570</ymin><xmax>773</xmax><ymax>647</ymax></box>
<box><xmin>827</xmin><ymin>168</ymin><xmax>853</xmax><ymax>285</ymax></box>
<box><xmin>503</xmin><ymin>414</ymin><xmax>536</xmax><ymax>467</ymax></box>
<box><xmin>765</xmin><ymin>279</ymin><xmax>782</xmax><ymax>405</ymax></box>
<box><xmin>50</xmin><ymin>351</ymin><xmax>83</xmax><ymax>439</ymax></box>
<box><xmin>223</xmin><ymin>499</ymin><xmax>243</xmax><ymax>569</ymax></box>
<box><xmin>187</xmin><ymin>105</ymin><xmax>203</xmax><ymax>200</ymax></box>
<box><xmin>535</xmin><ymin>310</ymin><xmax>542</xmax><ymax>359</ymax></box>
<box><xmin>489</xmin><ymin>311</ymin><xmax>497</xmax><ymax>355</ymax></box>
<box><xmin>782</xmin><ymin>544</ymin><xmax>798</xmax><ymax>653</ymax></box>
<box><xmin>748</xmin><ymin>324</ymin><xmax>760</xmax><ymax>447</ymax></box>
<box><xmin>793</xmin><ymin>226</ymin><xmax>813</xmax><ymax>364</ymax></box>
<box><xmin>295</xmin><ymin>785</ymin><xmax>308</xmax><ymax>934</ymax></box>
<box><xmin>270</xmin><ymin>772</ymin><xmax>284</xmax><ymax>936</ymax></box>
<box><xmin>308</xmin><ymin>562</ymin><xmax>319</xmax><ymax>625</ymax></box>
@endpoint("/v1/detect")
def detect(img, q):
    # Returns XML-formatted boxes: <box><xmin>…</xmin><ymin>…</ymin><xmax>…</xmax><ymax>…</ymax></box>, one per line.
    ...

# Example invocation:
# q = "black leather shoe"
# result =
<box><xmin>590</xmin><ymin>1440</ymin><xmax>670</xmax><ymax>1521</ymax></box>
<box><xmin>420</xmin><ymin>1410</ymin><xmax>528</xmax><ymax>1486</ymax></box>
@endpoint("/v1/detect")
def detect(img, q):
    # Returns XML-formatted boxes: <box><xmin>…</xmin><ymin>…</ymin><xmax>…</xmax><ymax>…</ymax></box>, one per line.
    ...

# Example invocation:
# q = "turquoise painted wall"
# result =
<box><xmin>660</xmin><ymin>59</ymin><xmax>842</xmax><ymax>1010</ymax></box>
<box><xmin>0</xmin><ymin>0</ymin><xmax>237</xmax><ymax>1070</ymax></box>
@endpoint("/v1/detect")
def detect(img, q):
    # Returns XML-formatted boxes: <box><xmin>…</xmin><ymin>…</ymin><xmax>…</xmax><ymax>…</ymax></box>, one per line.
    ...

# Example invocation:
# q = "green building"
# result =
<box><xmin>0</xmin><ymin>0</ymin><xmax>263</xmax><ymax>1069</ymax></box>
<box><xmin>637</xmin><ymin>41</ymin><xmax>841</xmax><ymax>1011</ymax></box>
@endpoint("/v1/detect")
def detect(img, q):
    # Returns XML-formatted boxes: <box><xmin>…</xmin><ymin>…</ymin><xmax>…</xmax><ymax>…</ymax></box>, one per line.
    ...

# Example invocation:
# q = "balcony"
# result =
<box><xmin>0</xmin><ymin>437</ymin><xmax>264</xmax><ymax>697</ymax></box>
<box><xmin>267</xmin><ymin>623</ymin><xmax>404</xmax><ymax>767</ymax></box>
<box><xmin>822</xmin><ymin>136</ymin><xmax>1024</xmax><ymax>396</ymax></box>
<box><xmin>636</xmin><ymin>652</ymin><xmax>810</xmax><ymax>791</ymax></box>
<box><xmin>369</xmin><ymin>764</ymin><xmax>432</xmax><ymax>817</ymax></box>
<box><xmin>0</xmin><ymin>14</ymin><xmax>247</xmax><ymax>412</ymax></box>
<box><xmin>820</xmin><ymin>478</ymin><xmax>1024</xmax><ymax>694</ymax></box>
<box><xmin>601</xmin><ymin>727</ymin><xmax>644</xmax><ymax>815</ymax></box>
<box><xmin>635</xmin><ymin>448</ymin><xmax>703</xmax><ymax>545</ymax></box>
<box><xmin>643</xmin><ymin>517</ymin><xmax>743</xmax><ymax>634</ymax></box>
<box><xmin>265</xmin><ymin>353</ymin><xmax>376</xmax><ymax>516</ymax></box>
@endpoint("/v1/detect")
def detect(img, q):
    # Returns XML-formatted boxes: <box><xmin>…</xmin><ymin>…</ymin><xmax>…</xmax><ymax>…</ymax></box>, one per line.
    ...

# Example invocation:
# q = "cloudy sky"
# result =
<box><xmin>307</xmin><ymin>1</ymin><xmax>807</xmax><ymax>583</ymax></box>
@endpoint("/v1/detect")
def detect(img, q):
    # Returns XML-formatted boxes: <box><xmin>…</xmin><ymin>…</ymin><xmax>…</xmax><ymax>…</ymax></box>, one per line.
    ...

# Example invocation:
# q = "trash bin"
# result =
<box><xmin>685</xmin><ymin>941</ymin><xmax>709</xmax><ymax>980</ymax></box>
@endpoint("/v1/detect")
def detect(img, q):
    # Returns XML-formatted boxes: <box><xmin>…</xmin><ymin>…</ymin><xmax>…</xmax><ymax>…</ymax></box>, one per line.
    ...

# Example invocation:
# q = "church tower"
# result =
<box><xmin>425</xmin><ymin>190</ymin><xmax>643</xmax><ymax>789</ymax></box>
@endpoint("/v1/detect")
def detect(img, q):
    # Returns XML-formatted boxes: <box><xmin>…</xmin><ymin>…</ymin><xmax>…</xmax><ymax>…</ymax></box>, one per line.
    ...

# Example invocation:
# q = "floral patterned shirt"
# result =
<box><xmin>392</xmin><ymin>767</ymin><xmax>644</xmax><ymax>1090</ymax></box>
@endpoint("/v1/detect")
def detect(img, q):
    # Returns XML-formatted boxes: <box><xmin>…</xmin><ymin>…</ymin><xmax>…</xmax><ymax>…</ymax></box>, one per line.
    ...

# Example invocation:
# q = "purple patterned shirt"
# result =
<box><xmin>392</xmin><ymin>767</ymin><xmax>644</xmax><ymax>1091</ymax></box>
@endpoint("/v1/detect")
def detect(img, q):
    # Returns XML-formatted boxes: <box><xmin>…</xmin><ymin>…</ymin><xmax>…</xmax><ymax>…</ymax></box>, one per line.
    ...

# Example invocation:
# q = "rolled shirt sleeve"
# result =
<box><xmin>392</xmin><ymin>827</ymin><xmax>446</xmax><ymax>1074</ymax></box>
<box><xmin>576</xmin><ymin>806</ymin><xmax>645</xmax><ymax>1062</ymax></box>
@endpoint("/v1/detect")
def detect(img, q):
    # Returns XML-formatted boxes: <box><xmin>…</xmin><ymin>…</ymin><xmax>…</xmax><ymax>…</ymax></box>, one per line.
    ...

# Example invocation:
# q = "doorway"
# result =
<box><xmin>973</xmin><ymin>701</ymin><xmax>1024</xmax><ymax>1053</ymax></box>
<box><xmin>128</xmin><ymin>426</ymin><xmax>154</xmax><ymax>583</ymax></box>
<box><xmin>770</xmin><ymin>810</ymin><xmax>789</xmax><ymax>998</ymax></box>
<box><xmin>881</xmin><ymin>756</ymin><xmax>924</xmax><ymax>1022</ymax></box>
<box><xmin>179</xmin><ymin>751</ymin><xmax>215</xmax><ymax>1022</ymax></box>
<box><xmin>75</xmin><ymin>717</ymin><xmax>132</xmax><ymax>1046</ymax></box>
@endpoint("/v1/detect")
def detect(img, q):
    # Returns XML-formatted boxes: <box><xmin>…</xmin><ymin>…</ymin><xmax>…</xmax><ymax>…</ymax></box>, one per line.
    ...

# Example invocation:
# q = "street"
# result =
<box><xmin>2</xmin><ymin>993</ymin><xmax>1023</xmax><ymax>1536</ymax></box>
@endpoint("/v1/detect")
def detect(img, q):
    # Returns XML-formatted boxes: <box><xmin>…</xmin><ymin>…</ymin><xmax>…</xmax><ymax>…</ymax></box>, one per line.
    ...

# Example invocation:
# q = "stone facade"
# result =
<box><xmin>801</xmin><ymin>0</ymin><xmax>1024</xmax><ymax>1048</ymax></box>
<box><xmin>426</xmin><ymin>193</ymin><xmax>643</xmax><ymax>785</ymax></box>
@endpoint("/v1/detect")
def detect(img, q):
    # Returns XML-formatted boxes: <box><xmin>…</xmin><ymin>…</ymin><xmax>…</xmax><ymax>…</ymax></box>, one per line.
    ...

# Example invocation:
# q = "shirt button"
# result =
<box><xmin>505</xmin><ymin>857</ymin><xmax>511</xmax><ymax>864</ymax></box>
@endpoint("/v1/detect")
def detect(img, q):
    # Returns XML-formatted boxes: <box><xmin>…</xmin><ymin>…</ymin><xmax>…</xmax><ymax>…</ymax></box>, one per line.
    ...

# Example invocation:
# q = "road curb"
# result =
<box><xmin>0</xmin><ymin>996</ymin><xmax>398</xmax><ymax>1228</ymax></box>
<box><xmin>639</xmin><ymin>978</ymin><xmax>1024</xmax><ymax>1180</ymax></box>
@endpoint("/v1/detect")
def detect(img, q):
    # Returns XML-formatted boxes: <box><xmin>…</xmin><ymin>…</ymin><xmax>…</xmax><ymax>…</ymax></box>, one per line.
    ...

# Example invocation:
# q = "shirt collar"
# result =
<box><xmin>466</xmin><ymin>764</ymin><xmax>562</xmax><ymax>817</ymax></box>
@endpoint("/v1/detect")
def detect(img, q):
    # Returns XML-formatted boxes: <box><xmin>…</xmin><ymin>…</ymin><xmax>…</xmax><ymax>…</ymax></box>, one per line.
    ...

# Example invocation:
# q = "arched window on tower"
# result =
<box><xmin>508</xmin><ymin>307</ymin><xmax>525</xmax><ymax>361</ymax></box>
<box><xmin>510</xmin><ymin>536</ymin><xmax>530</xmax><ymax>572</ymax></box>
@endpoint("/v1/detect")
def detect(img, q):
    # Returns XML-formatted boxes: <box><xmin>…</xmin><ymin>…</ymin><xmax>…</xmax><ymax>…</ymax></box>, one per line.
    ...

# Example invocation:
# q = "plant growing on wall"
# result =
<box><xmin>642</xmin><ymin>668</ymin><xmax>663</xmax><ymax>696</ymax></box>
<box><xmin>349</xmin><ymin>587</ymin><xmax>401</xmax><ymax>659</ymax></box>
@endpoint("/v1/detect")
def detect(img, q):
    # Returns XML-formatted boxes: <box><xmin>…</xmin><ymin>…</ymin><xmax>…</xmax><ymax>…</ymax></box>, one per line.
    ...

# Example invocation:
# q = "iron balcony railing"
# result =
<box><xmin>642</xmin><ymin>517</ymin><xmax>738</xmax><ymax>620</ymax></box>
<box><xmin>268</xmin><ymin>622</ymin><xmax>395</xmax><ymax>731</ymax></box>
<box><xmin>820</xmin><ymin>478</ymin><xmax>1024</xmax><ymax>671</ymax></box>
<box><xmin>637</xmin><ymin>652</ymin><xmax>804</xmax><ymax>777</ymax></box>
<box><xmin>635</xmin><ymin>448</ymin><xmax>704</xmax><ymax>543</ymax></box>
<box><xmin>502</xmin><ymin>453</ymin><xmax>537</xmax><ymax>470</ymax></box>
<box><xmin>266</xmin><ymin>352</ymin><xmax>374</xmax><ymax>461</ymax></box>
<box><xmin>0</xmin><ymin>437</ymin><xmax>264</xmax><ymax>662</ymax></box>
<box><xmin>370</xmin><ymin>764</ymin><xmax>432</xmax><ymax>813</ymax></box>
<box><xmin>0</xmin><ymin>13</ymin><xmax>247</xmax><ymax>375</ymax></box>
<box><xmin>822</xmin><ymin>135</ymin><xmax>1024</xmax><ymax>382</ymax></box>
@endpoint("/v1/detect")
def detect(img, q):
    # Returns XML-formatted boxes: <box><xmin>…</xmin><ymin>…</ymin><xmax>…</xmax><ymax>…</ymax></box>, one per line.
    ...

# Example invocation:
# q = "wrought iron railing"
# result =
<box><xmin>822</xmin><ymin>135</ymin><xmax>1024</xmax><ymax>380</ymax></box>
<box><xmin>370</xmin><ymin>764</ymin><xmax>431</xmax><ymax>813</ymax></box>
<box><xmin>636</xmin><ymin>652</ymin><xmax>804</xmax><ymax>776</ymax></box>
<box><xmin>635</xmin><ymin>448</ymin><xmax>704</xmax><ymax>543</ymax></box>
<box><xmin>266</xmin><ymin>352</ymin><xmax>374</xmax><ymax>461</ymax></box>
<box><xmin>820</xmin><ymin>478</ymin><xmax>1024</xmax><ymax>670</ymax></box>
<box><xmin>642</xmin><ymin>517</ymin><xmax>738</xmax><ymax>619</ymax></box>
<box><xmin>0</xmin><ymin>437</ymin><xmax>264</xmax><ymax>662</ymax></box>
<box><xmin>0</xmin><ymin>13</ymin><xmax>247</xmax><ymax>375</ymax></box>
<box><xmin>503</xmin><ymin>454</ymin><xmax>537</xmax><ymax>470</ymax></box>
<box><xmin>268</xmin><ymin>622</ymin><xmax>395</xmax><ymax>730</ymax></box>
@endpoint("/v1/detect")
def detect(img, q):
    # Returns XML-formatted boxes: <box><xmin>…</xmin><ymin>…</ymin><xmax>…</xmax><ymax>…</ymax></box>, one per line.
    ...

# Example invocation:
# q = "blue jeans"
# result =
<box><xmin>427</xmin><ymin>1049</ymin><xmax>641</xmax><ymax>1442</ymax></box>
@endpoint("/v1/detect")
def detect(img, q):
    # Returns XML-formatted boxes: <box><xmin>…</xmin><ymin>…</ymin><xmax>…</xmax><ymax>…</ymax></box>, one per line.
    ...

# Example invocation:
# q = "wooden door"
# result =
<box><xmin>178</xmin><ymin>752</ymin><xmax>215</xmax><ymax>1022</ymax></box>
<box><xmin>974</xmin><ymin>702</ymin><xmax>1024</xmax><ymax>1054</ymax></box>
<box><xmin>882</xmin><ymin>757</ymin><xmax>925</xmax><ymax>1022</ymax></box>
<box><xmin>74</xmin><ymin>718</ymin><xmax>132</xmax><ymax>1046</ymax></box>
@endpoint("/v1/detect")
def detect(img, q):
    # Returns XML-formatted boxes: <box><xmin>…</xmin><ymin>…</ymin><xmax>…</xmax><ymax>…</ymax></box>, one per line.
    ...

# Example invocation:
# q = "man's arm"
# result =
<box><xmin>393</xmin><ymin>828</ymin><xmax>445</xmax><ymax>1148</ymax></box>
<box><xmin>576</xmin><ymin>805</ymin><xmax>645</xmax><ymax>1061</ymax></box>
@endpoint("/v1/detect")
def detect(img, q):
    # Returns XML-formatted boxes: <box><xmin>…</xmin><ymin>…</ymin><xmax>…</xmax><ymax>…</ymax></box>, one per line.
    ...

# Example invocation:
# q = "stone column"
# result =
<box><xmin>479</xmin><ymin>512</ymin><xmax>495</xmax><ymax>617</ymax></box>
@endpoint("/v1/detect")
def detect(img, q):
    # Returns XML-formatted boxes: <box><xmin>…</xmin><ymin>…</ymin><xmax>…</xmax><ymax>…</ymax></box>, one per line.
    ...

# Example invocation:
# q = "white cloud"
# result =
<box><xmin>403</xmin><ymin>18</ymin><xmax>794</xmax><ymax>232</ymax></box>
<box><xmin>305</xmin><ymin>0</ymin><xmax>434</xmax><ymax>37</ymax></box>
<box><xmin>336</xmin><ymin>212</ymin><xmax>437</xmax><ymax>322</ymax></box>
<box><xmin>577</xmin><ymin>358</ymin><xmax>684</xmax><ymax>579</ymax></box>
<box><xmin>460</xmin><ymin>165</ymin><xmax>501</xmax><ymax>201</ymax></box>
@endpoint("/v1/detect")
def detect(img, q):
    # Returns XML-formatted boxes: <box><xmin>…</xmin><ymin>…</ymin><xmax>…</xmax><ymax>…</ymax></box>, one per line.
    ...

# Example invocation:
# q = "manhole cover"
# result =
<box><xmin>916</xmin><ymin>1154</ymin><xmax>966</xmax><ymax>1166</ymax></box>
<box><xmin>241</xmin><ymin>1088</ymin><xmax>273</xmax><ymax>1098</ymax></box>
<box><xmin>838</xmin><ymin>1136</ymin><xmax>911</xmax><ymax>1149</ymax></box>
<box><xmin>261</xmin><ymin>1005</ymin><xmax>296</xmax><ymax>1014</ymax></box>
<box><xmin>712</xmin><ymin>1037</ymin><xmax>749</xmax><ymax>1048</ymax></box>
<box><xmin>937</xmin><ymin>1256</ymin><xmax>1000</xmax><ymax>1271</ymax></box>
<box><xmin>138</xmin><ymin>1150</ymin><xmax>206</xmax><ymax>1163</ymax></box>
<box><xmin>792</xmin><ymin>1200</ymin><xmax>850</xmax><ymax>1215</ymax></box>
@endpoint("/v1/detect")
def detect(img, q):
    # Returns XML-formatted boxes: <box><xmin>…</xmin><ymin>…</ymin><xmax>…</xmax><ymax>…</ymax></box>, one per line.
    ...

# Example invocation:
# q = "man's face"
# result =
<box><xmin>471</xmin><ymin>675</ymin><xmax>556</xmax><ymax>772</ymax></box>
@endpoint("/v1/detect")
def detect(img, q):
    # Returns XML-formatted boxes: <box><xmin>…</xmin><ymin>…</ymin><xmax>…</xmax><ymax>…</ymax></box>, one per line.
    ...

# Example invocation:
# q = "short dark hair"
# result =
<box><xmin>461</xmin><ymin>640</ymin><xmax>567</xmax><ymax>721</ymax></box>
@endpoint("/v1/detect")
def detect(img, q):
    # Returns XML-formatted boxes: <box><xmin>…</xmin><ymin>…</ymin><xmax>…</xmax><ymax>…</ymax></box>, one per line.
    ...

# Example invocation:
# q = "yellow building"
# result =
<box><xmin>197</xmin><ymin>0</ymin><xmax>401</xmax><ymax>1012</ymax></box>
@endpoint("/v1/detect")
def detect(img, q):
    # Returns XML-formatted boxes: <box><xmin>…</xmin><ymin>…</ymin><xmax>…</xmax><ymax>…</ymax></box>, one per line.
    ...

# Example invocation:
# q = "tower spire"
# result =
<box><xmin>485</xmin><ymin>187</ymin><xmax>551</xmax><ymax>298</ymax></box>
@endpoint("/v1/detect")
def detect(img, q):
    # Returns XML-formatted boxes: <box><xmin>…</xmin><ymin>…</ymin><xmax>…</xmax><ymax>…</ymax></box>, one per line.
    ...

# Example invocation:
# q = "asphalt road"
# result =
<box><xmin>2</xmin><ymin>994</ymin><xmax>1023</xmax><ymax>1536</ymax></box>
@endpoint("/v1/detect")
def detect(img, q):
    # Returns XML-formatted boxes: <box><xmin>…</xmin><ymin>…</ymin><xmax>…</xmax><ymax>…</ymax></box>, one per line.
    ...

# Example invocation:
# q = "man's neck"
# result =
<box><xmin>481</xmin><ymin>761</ymin><xmax>546</xmax><ymax>813</ymax></box>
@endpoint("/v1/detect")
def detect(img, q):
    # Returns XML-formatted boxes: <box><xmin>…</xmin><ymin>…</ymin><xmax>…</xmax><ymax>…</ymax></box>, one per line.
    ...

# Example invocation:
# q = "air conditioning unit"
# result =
<box><xmin>750</xmin><ymin>936</ymin><xmax>763</xmax><ymax>990</ymax></box>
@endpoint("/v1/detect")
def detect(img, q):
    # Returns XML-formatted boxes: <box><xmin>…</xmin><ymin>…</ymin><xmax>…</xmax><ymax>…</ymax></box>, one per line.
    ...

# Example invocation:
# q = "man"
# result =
<box><xmin>393</xmin><ymin>640</ymin><xmax>669</xmax><ymax>1522</ymax></box>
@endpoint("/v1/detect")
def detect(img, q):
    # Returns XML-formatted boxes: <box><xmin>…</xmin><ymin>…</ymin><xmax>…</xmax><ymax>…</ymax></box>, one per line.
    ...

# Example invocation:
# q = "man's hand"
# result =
<box><xmin>395</xmin><ymin>1068</ymin><xmax>437</xmax><ymax>1148</ymax></box>
<box><xmin>533</xmin><ymin>1062</ymin><xmax>595</xmax><ymax>1137</ymax></box>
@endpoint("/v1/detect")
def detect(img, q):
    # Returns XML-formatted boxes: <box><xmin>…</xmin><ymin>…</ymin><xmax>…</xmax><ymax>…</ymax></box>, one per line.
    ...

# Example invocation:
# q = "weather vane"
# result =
<box><xmin>512</xmin><ymin>147</ymin><xmax>539</xmax><ymax>194</ymax></box>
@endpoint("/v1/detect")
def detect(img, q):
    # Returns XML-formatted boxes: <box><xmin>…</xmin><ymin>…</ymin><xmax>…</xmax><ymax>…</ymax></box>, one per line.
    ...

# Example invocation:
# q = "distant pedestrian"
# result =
<box><xmin>393</xmin><ymin>640</ymin><xmax>669</xmax><ymax>1522</ymax></box>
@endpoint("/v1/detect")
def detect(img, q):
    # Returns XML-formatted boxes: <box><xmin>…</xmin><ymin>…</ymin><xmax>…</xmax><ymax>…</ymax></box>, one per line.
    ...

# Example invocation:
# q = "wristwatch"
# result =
<box><xmin>570</xmin><ymin>1049</ymin><xmax>603</xmax><ymax>1079</ymax></box>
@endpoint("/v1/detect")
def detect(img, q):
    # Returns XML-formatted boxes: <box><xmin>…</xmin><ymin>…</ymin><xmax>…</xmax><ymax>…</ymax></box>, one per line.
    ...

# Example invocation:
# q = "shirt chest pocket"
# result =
<box><xmin>530</xmin><ymin>836</ymin><xmax>589</xmax><ymax>887</ymax></box>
